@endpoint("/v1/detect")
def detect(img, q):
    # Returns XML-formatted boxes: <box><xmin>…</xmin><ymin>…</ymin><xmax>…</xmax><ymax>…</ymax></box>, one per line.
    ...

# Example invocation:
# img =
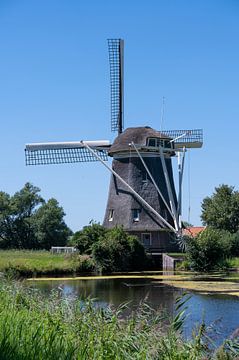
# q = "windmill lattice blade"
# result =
<box><xmin>25</xmin><ymin>147</ymin><xmax>108</xmax><ymax>165</ymax></box>
<box><xmin>108</xmin><ymin>39</ymin><xmax>124</xmax><ymax>133</ymax></box>
<box><xmin>162</xmin><ymin>129</ymin><xmax>203</xmax><ymax>148</ymax></box>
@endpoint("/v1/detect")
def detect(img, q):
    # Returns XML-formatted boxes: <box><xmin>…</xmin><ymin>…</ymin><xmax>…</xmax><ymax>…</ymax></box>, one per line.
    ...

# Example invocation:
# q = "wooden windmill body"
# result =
<box><xmin>25</xmin><ymin>39</ymin><xmax>203</xmax><ymax>252</ymax></box>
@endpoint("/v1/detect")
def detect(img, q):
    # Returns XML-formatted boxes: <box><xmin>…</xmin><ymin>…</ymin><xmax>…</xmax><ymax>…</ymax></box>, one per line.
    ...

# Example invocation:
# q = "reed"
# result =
<box><xmin>0</xmin><ymin>281</ymin><xmax>236</xmax><ymax>359</ymax></box>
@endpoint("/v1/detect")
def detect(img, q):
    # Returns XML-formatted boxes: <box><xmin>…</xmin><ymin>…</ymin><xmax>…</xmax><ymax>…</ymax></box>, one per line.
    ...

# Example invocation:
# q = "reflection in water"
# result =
<box><xmin>27</xmin><ymin>277</ymin><xmax>239</xmax><ymax>345</ymax></box>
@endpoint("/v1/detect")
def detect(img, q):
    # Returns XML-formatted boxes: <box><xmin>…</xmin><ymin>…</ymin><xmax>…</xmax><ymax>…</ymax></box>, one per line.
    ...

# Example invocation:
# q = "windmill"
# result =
<box><xmin>25</xmin><ymin>39</ymin><xmax>203</xmax><ymax>252</ymax></box>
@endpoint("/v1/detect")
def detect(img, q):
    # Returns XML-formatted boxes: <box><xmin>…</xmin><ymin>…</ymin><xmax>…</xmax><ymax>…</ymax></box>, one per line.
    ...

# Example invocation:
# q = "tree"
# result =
<box><xmin>32</xmin><ymin>198</ymin><xmax>72</xmax><ymax>249</ymax></box>
<box><xmin>0</xmin><ymin>192</ymin><xmax>13</xmax><ymax>248</ymax></box>
<box><xmin>92</xmin><ymin>226</ymin><xmax>147</xmax><ymax>273</ymax></box>
<box><xmin>69</xmin><ymin>222</ymin><xmax>107</xmax><ymax>254</ymax></box>
<box><xmin>186</xmin><ymin>227</ymin><xmax>232</xmax><ymax>271</ymax></box>
<box><xmin>10</xmin><ymin>183</ymin><xmax>44</xmax><ymax>248</ymax></box>
<box><xmin>201</xmin><ymin>184</ymin><xmax>239</xmax><ymax>233</ymax></box>
<box><xmin>0</xmin><ymin>183</ymin><xmax>71</xmax><ymax>249</ymax></box>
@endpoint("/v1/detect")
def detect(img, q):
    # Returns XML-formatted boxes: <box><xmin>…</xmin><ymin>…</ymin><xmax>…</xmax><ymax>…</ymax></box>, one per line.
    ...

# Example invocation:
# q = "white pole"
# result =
<box><xmin>177</xmin><ymin>147</ymin><xmax>186</xmax><ymax>229</ymax></box>
<box><xmin>130</xmin><ymin>142</ymin><xmax>174</xmax><ymax>219</ymax></box>
<box><xmin>159</xmin><ymin>147</ymin><xmax>179</xmax><ymax>231</ymax></box>
<box><xmin>82</xmin><ymin>141</ymin><xmax>176</xmax><ymax>233</ymax></box>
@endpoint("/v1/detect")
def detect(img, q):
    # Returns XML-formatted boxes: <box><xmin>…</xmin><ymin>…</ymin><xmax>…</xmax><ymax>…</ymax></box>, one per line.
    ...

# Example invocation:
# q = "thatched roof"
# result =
<box><xmin>109</xmin><ymin>126</ymin><xmax>171</xmax><ymax>155</ymax></box>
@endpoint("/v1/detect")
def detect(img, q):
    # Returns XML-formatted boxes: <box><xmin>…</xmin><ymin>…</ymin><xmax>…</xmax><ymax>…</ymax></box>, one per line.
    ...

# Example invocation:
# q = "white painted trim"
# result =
<box><xmin>26</xmin><ymin>140</ymin><xmax>111</xmax><ymax>151</ymax></box>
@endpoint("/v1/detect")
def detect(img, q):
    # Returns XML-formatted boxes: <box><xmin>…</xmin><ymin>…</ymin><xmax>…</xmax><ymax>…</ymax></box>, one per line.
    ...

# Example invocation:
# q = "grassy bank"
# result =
<box><xmin>0</xmin><ymin>280</ymin><xmax>237</xmax><ymax>359</ymax></box>
<box><xmin>228</xmin><ymin>257</ymin><xmax>239</xmax><ymax>268</ymax></box>
<box><xmin>1</xmin><ymin>250</ymin><xmax>239</xmax><ymax>278</ymax></box>
<box><xmin>0</xmin><ymin>250</ymin><xmax>93</xmax><ymax>277</ymax></box>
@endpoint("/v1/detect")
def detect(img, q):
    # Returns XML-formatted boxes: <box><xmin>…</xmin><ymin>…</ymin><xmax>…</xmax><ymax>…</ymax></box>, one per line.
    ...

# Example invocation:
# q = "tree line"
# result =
<box><xmin>0</xmin><ymin>183</ymin><xmax>71</xmax><ymax>249</ymax></box>
<box><xmin>185</xmin><ymin>184</ymin><xmax>239</xmax><ymax>271</ymax></box>
<box><xmin>0</xmin><ymin>183</ymin><xmax>148</xmax><ymax>273</ymax></box>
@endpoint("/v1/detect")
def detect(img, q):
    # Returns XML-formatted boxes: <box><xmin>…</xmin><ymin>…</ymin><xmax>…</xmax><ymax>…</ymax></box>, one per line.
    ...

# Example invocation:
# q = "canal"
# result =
<box><xmin>27</xmin><ymin>272</ymin><xmax>239</xmax><ymax>346</ymax></box>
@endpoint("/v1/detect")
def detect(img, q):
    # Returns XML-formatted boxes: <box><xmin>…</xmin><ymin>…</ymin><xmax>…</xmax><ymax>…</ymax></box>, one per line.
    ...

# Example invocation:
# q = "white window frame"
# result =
<box><xmin>132</xmin><ymin>209</ymin><xmax>140</xmax><ymax>222</ymax></box>
<box><xmin>108</xmin><ymin>209</ymin><xmax>114</xmax><ymax>221</ymax></box>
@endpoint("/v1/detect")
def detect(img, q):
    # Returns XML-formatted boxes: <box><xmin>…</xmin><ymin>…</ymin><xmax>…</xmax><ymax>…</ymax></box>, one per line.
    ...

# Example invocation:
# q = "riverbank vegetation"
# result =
<box><xmin>180</xmin><ymin>185</ymin><xmax>239</xmax><ymax>272</ymax></box>
<box><xmin>0</xmin><ymin>250</ymin><xmax>95</xmax><ymax>277</ymax></box>
<box><xmin>0</xmin><ymin>222</ymin><xmax>149</xmax><ymax>276</ymax></box>
<box><xmin>0</xmin><ymin>280</ymin><xmax>237</xmax><ymax>359</ymax></box>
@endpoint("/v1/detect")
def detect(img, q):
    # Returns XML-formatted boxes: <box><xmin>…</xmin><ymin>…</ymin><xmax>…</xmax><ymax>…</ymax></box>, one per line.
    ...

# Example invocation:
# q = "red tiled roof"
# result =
<box><xmin>182</xmin><ymin>226</ymin><xmax>205</xmax><ymax>238</ymax></box>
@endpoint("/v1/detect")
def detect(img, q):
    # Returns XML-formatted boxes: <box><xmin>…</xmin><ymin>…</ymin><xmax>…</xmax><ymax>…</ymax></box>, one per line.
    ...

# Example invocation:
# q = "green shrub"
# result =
<box><xmin>186</xmin><ymin>227</ymin><xmax>232</xmax><ymax>272</ymax></box>
<box><xmin>92</xmin><ymin>226</ymin><xmax>147</xmax><ymax>273</ymax></box>
<box><xmin>75</xmin><ymin>254</ymin><xmax>95</xmax><ymax>273</ymax></box>
<box><xmin>69</xmin><ymin>222</ymin><xmax>106</xmax><ymax>254</ymax></box>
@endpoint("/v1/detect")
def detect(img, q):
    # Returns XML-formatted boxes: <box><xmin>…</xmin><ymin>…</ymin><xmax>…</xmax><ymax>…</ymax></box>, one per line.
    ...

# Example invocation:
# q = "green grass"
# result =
<box><xmin>228</xmin><ymin>257</ymin><xmax>239</xmax><ymax>268</ymax></box>
<box><xmin>167</xmin><ymin>253</ymin><xmax>187</xmax><ymax>259</ymax></box>
<box><xmin>0</xmin><ymin>280</ymin><xmax>236</xmax><ymax>359</ymax></box>
<box><xmin>0</xmin><ymin>250</ymin><xmax>93</xmax><ymax>277</ymax></box>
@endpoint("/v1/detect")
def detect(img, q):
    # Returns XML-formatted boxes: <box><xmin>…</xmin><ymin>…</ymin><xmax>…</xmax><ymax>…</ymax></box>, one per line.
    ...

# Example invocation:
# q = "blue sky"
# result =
<box><xmin>1</xmin><ymin>0</ymin><xmax>239</xmax><ymax>231</ymax></box>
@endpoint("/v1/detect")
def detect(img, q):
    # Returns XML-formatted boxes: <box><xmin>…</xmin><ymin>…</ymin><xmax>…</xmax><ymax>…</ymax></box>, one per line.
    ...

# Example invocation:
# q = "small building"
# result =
<box><xmin>182</xmin><ymin>226</ymin><xmax>205</xmax><ymax>238</ymax></box>
<box><xmin>51</xmin><ymin>246</ymin><xmax>77</xmax><ymax>254</ymax></box>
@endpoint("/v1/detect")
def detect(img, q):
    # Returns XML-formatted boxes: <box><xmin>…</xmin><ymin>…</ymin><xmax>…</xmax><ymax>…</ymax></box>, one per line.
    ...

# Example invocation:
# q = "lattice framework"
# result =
<box><xmin>108</xmin><ymin>39</ymin><xmax>123</xmax><ymax>133</ymax></box>
<box><xmin>25</xmin><ymin>147</ymin><xmax>108</xmax><ymax>165</ymax></box>
<box><xmin>162</xmin><ymin>129</ymin><xmax>203</xmax><ymax>147</ymax></box>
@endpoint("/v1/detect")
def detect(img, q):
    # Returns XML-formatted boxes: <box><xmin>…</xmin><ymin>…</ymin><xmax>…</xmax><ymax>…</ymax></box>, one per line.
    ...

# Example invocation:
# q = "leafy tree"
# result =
<box><xmin>10</xmin><ymin>183</ymin><xmax>44</xmax><ymax>248</ymax></box>
<box><xmin>201</xmin><ymin>184</ymin><xmax>239</xmax><ymax>233</ymax></box>
<box><xmin>69</xmin><ymin>222</ymin><xmax>107</xmax><ymax>254</ymax></box>
<box><xmin>0</xmin><ymin>192</ymin><xmax>13</xmax><ymax>248</ymax></box>
<box><xmin>186</xmin><ymin>227</ymin><xmax>232</xmax><ymax>271</ymax></box>
<box><xmin>230</xmin><ymin>231</ymin><xmax>239</xmax><ymax>257</ymax></box>
<box><xmin>182</xmin><ymin>221</ymin><xmax>193</xmax><ymax>228</ymax></box>
<box><xmin>92</xmin><ymin>226</ymin><xmax>147</xmax><ymax>273</ymax></box>
<box><xmin>33</xmin><ymin>198</ymin><xmax>72</xmax><ymax>250</ymax></box>
<box><xmin>0</xmin><ymin>183</ymin><xmax>71</xmax><ymax>249</ymax></box>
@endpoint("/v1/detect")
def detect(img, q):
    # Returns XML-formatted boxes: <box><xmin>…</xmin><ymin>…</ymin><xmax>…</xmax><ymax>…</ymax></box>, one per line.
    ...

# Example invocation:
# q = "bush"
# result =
<box><xmin>92</xmin><ymin>226</ymin><xmax>147</xmax><ymax>273</ymax></box>
<box><xmin>186</xmin><ymin>227</ymin><xmax>232</xmax><ymax>272</ymax></box>
<box><xmin>75</xmin><ymin>255</ymin><xmax>95</xmax><ymax>273</ymax></box>
<box><xmin>69</xmin><ymin>222</ymin><xmax>106</xmax><ymax>254</ymax></box>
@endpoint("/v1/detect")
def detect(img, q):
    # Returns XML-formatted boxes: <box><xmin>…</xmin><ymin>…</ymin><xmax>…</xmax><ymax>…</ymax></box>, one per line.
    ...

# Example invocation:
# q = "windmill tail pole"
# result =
<box><xmin>130</xmin><ymin>141</ymin><xmax>174</xmax><ymax>220</ymax></box>
<box><xmin>159</xmin><ymin>147</ymin><xmax>179</xmax><ymax>232</ymax></box>
<box><xmin>81</xmin><ymin>141</ymin><xmax>177</xmax><ymax>233</ymax></box>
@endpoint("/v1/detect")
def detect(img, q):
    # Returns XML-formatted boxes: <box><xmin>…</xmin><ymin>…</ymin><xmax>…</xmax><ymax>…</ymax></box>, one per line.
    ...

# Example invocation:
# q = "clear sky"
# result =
<box><xmin>1</xmin><ymin>0</ymin><xmax>239</xmax><ymax>231</ymax></box>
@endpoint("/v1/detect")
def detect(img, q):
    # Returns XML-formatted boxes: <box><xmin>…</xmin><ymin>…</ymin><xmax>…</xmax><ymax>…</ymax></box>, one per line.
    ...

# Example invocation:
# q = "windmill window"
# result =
<box><xmin>108</xmin><ymin>209</ymin><xmax>114</xmax><ymax>221</ymax></box>
<box><xmin>148</xmin><ymin>138</ymin><xmax>156</xmax><ymax>147</ymax></box>
<box><xmin>164</xmin><ymin>140</ymin><xmax>171</xmax><ymax>148</ymax></box>
<box><xmin>132</xmin><ymin>209</ymin><xmax>140</xmax><ymax>222</ymax></box>
<box><xmin>147</xmin><ymin>138</ymin><xmax>165</xmax><ymax>147</ymax></box>
<box><xmin>141</xmin><ymin>233</ymin><xmax>151</xmax><ymax>247</ymax></box>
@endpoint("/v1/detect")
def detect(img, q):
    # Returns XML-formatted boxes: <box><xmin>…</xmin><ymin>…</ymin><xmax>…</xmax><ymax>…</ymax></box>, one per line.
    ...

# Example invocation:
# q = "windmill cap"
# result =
<box><xmin>108</xmin><ymin>126</ymin><xmax>172</xmax><ymax>155</ymax></box>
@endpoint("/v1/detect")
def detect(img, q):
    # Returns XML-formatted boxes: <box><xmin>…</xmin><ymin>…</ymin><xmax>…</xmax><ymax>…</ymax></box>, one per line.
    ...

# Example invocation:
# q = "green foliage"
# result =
<box><xmin>186</xmin><ymin>227</ymin><xmax>232</xmax><ymax>272</ymax></box>
<box><xmin>230</xmin><ymin>232</ymin><xmax>239</xmax><ymax>257</ymax></box>
<box><xmin>0</xmin><ymin>183</ymin><xmax>71</xmax><ymax>250</ymax></box>
<box><xmin>92</xmin><ymin>226</ymin><xmax>147</xmax><ymax>273</ymax></box>
<box><xmin>69</xmin><ymin>222</ymin><xmax>106</xmax><ymax>254</ymax></box>
<box><xmin>201</xmin><ymin>184</ymin><xmax>239</xmax><ymax>233</ymax></box>
<box><xmin>0</xmin><ymin>282</ymin><xmax>235</xmax><ymax>359</ymax></box>
<box><xmin>33</xmin><ymin>198</ymin><xmax>72</xmax><ymax>250</ymax></box>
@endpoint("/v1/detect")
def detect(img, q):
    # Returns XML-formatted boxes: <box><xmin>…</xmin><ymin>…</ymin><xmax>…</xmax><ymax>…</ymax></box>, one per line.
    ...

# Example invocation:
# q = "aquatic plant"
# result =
<box><xmin>0</xmin><ymin>281</ymin><xmax>237</xmax><ymax>359</ymax></box>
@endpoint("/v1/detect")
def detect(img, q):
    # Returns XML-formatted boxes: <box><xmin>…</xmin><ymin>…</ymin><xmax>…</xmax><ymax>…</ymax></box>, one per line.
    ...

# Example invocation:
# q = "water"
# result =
<box><xmin>27</xmin><ymin>275</ymin><xmax>239</xmax><ymax>345</ymax></box>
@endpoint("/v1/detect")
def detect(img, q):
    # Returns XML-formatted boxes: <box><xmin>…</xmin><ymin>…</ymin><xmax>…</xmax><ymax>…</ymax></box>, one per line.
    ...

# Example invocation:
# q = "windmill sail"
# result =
<box><xmin>25</xmin><ymin>140</ymin><xmax>110</xmax><ymax>165</ymax></box>
<box><xmin>162</xmin><ymin>129</ymin><xmax>203</xmax><ymax>149</ymax></box>
<box><xmin>108</xmin><ymin>39</ymin><xmax>124</xmax><ymax>134</ymax></box>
